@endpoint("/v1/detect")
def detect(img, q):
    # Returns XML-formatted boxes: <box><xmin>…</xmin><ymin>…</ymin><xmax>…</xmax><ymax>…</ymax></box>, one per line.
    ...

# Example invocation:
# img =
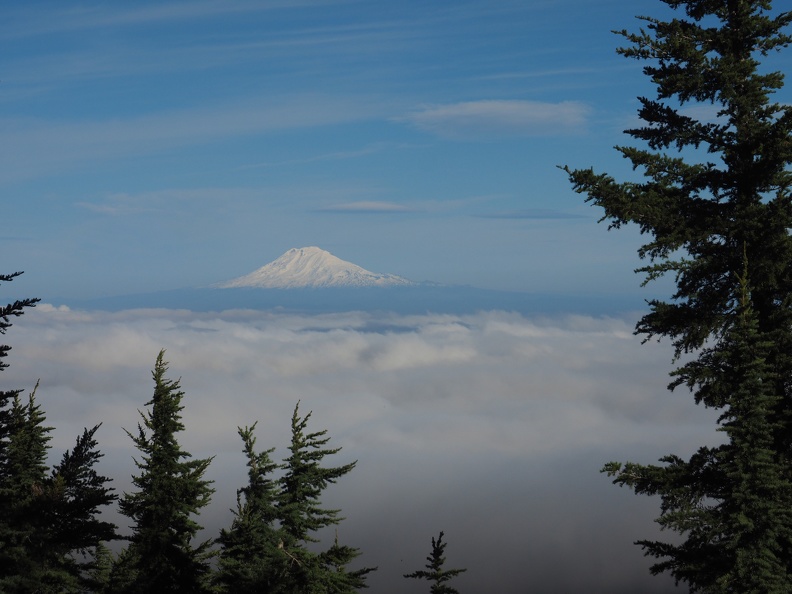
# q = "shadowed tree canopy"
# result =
<box><xmin>275</xmin><ymin>403</ymin><xmax>375</xmax><ymax>593</ymax></box>
<box><xmin>116</xmin><ymin>350</ymin><xmax>214</xmax><ymax>594</ymax></box>
<box><xmin>404</xmin><ymin>531</ymin><xmax>467</xmax><ymax>594</ymax></box>
<box><xmin>215</xmin><ymin>405</ymin><xmax>376</xmax><ymax>593</ymax></box>
<box><xmin>214</xmin><ymin>423</ymin><xmax>282</xmax><ymax>593</ymax></box>
<box><xmin>565</xmin><ymin>1</ymin><xmax>792</xmax><ymax>591</ymax></box>
<box><xmin>0</xmin><ymin>272</ymin><xmax>117</xmax><ymax>592</ymax></box>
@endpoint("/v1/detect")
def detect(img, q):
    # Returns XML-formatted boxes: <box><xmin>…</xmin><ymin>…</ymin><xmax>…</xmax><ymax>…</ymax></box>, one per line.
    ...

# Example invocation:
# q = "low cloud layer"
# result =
<box><xmin>3</xmin><ymin>305</ymin><xmax>713</xmax><ymax>592</ymax></box>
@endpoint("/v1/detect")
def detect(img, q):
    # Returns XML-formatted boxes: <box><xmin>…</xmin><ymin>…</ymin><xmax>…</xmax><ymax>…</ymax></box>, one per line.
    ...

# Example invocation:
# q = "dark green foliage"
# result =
<box><xmin>85</xmin><ymin>542</ymin><xmax>114</xmax><ymax>593</ymax></box>
<box><xmin>118</xmin><ymin>350</ymin><xmax>215</xmax><ymax>593</ymax></box>
<box><xmin>603</xmin><ymin>270</ymin><xmax>792</xmax><ymax>591</ymax></box>
<box><xmin>40</xmin><ymin>424</ymin><xmax>119</xmax><ymax>589</ymax></box>
<box><xmin>105</xmin><ymin>546</ymin><xmax>137</xmax><ymax>593</ymax></box>
<box><xmin>214</xmin><ymin>423</ymin><xmax>282</xmax><ymax>593</ymax></box>
<box><xmin>216</xmin><ymin>404</ymin><xmax>374</xmax><ymax>593</ymax></box>
<box><xmin>0</xmin><ymin>272</ymin><xmax>43</xmax><ymax>589</ymax></box>
<box><xmin>275</xmin><ymin>402</ymin><xmax>375</xmax><ymax>593</ymax></box>
<box><xmin>278</xmin><ymin>404</ymin><xmax>357</xmax><ymax>545</ymax></box>
<box><xmin>404</xmin><ymin>531</ymin><xmax>466</xmax><ymax>594</ymax></box>
<box><xmin>0</xmin><ymin>273</ymin><xmax>117</xmax><ymax>592</ymax></box>
<box><xmin>0</xmin><ymin>384</ymin><xmax>56</xmax><ymax>592</ymax></box>
<box><xmin>566</xmin><ymin>1</ymin><xmax>792</xmax><ymax>591</ymax></box>
<box><xmin>0</xmin><ymin>271</ymin><xmax>39</xmax><ymax>372</ymax></box>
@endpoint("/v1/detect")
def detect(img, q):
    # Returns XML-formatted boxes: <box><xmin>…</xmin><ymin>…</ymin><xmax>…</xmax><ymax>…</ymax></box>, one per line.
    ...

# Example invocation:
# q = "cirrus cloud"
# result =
<box><xmin>315</xmin><ymin>200</ymin><xmax>417</xmax><ymax>214</ymax></box>
<box><xmin>400</xmin><ymin>99</ymin><xmax>590</xmax><ymax>139</ymax></box>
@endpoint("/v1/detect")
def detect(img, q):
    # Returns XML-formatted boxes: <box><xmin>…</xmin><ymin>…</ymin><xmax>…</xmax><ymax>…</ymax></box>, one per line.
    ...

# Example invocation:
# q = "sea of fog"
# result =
<box><xmin>2</xmin><ymin>303</ymin><xmax>715</xmax><ymax>593</ymax></box>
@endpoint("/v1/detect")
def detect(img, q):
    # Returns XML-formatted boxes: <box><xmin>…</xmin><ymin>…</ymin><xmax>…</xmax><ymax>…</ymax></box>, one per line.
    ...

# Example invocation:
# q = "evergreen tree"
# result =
<box><xmin>0</xmin><ymin>272</ymin><xmax>41</xmax><ymax>590</ymax></box>
<box><xmin>275</xmin><ymin>402</ymin><xmax>374</xmax><ymax>593</ymax></box>
<box><xmin>215</xmin><ymin>423</ymin><xmax>283</xmax><ymax>593</ymax></box>
<box><xmin>0</xmin><ymin>273</ymin><xmax>117</xmax><ymax>591</ymax></box>
<box><xmin>2</xmin><ymin>412</ymin><xmax>117</xmax><ymax>594</ymax></box>
<box><xmin>105</xmin><ymin>545</ymin><xmax>137</xmax><ymax>593</ymax></box>
<box><xmin>403</xmin><ymin>531</ymin><xmax>466</xmax><ymax>594</ymax></box>
<box><xmin>44</xmin><ymin>424</ymin><xmax>119</xmax><ymax>588</ymax></box>
<box><xmin>118</xmin><ymin>350</ymin><xmax>215</xmax><ymax>593</ymax></box>
<box><xmin>0</xmin><ymin>271</ymin><xmax>39</xmax><ymax>373</ymax></box>
<box><xmin>0</xmin><ymin>383</ymin><xmax>54</xmax><ymax>592</ymax></box>
<box><xmin>86</xmin><ymin>542</ymin><xmax>114</xmax><ymax>593</ymax></box>
<box><xmin>0</xmin><ymin>272</ymin><xmax>40</xmax><ymax>539</ymax></box>
<box><xmin>565</xmin><ymin>0</ymin><xmax>792</xmax><ymax>590</ymax></box>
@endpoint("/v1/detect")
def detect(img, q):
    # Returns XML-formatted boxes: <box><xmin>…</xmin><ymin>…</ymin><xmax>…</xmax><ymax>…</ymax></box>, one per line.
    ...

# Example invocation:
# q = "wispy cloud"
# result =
<box><xmin>76</xmin><ymin>195</ymin><xmax>159</xmax><ymax>217</ymax></box>
<box><xmin>316</xmin><ymin>201</ymin><xmax>417</xmax><ymax>214</ymax></box>
<box><xmin>0</xmin><ymin>95</ymin><xmax>387</xmax><ymax>182</ymax></box>
<box><xmin>477</xmin><ymin>67</ymin><xmax>606</xmax><ymax>81</ymax></box>
<box><xmin>238</xmin><ymin>142</ymin><xmax>408</xmax><ymax>170</ymax></box>
<box><xmin>4</xmin><ymin>1</ymin><xmax>357</xmax><ymax>39</ymax></box>
<box><xmin>400</xmin><ymin>99</ymin><xmax>590</xmax><ymax>139</ymax></box>
<box><xmin>474</xmin><ymin>209</ymin><xmax>588</xmax><ymax>220</ymax></box>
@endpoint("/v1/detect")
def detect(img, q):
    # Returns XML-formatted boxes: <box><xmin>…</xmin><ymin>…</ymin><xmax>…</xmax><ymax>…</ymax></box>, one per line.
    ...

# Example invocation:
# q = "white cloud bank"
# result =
<box><xmin>4</xmin><ymin>305</ymin><xmax>705</xmax><ymax>593</ymax></box>
<box><xmin>401</xmin><ymin>99</ymin><xmax>590</xmax><ymax>139</ymax></box>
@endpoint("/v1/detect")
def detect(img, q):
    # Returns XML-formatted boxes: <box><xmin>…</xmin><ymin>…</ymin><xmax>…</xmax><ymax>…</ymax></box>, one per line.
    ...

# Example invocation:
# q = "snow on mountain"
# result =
<box><xmin>215</xmin><ymin>247</ymin><xmax>416</xmax><ymax>289</ymax></box>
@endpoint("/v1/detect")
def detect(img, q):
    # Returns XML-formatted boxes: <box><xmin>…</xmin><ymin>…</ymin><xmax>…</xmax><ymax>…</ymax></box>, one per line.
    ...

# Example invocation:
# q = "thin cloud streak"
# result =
<box><xmin>237</xmin><ymin>142</ymin><xmax>407</xmax><ymax>170</ymax></box>
<box><xmin>316</xmin><ymin>201</ymin><xmax>417</xmax><ymax>214</ymax></box>
<box><xmin>0</xmin><ymin>95</ymin><xmax>388</xmax><ymax>182</ymax></box>
<box><xmin>401</xmin><ymin>99</ymin><xmax>591</xmax><ymax>139</ymax></box>
<box><xmin>475</xmin><ymin>209</ymin><xmax>588</xmax><ymax>220</ymax></box>
<box><xmin>76</xmin><ymin>188</ymin><xmax>267</xmax><ymax>217</ymax></box>
<box><xmin>3</xmin><ymin>1</ymin><xmax>357</xmax><ymax>39</ymax></box>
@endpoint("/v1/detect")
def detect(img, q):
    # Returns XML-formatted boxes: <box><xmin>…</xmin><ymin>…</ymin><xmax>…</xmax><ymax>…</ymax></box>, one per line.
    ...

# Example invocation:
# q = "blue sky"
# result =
<box><xmin>3</xmin><ymin>0</ymin><xmax>687</xmax><ymax>301</ymax></box>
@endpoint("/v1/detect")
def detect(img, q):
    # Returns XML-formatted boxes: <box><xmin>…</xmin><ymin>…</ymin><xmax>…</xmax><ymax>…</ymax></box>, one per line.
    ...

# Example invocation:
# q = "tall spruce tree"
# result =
<box><xmin>0</xmin><ymin>383</ymin><xmax>54</xmax><ymax>591</ymax></box>
<box><xmin>118</xmin><ymin>350</ymin><xmax>214</xmax><ymax>593</ymax></box>
<box><xmin>275</xmin><ymin>403</ymin><xmax>374</xmax><ymax>593</ymax></box>
<box><xmin>214</xmin><ymin>423</ymin><xmax>283</xmax><ymax>593</ymax></box>
<box><xmin>44</xmin><ymin>424</ymin><xmax>119</xmax><ymax>587</ymax></box>
<box><xmin>0</xmin><ymin>272</ymin><xmax>117</xmax><ymax>592</ymax></box>
<box><xmin>403</xmin><ymin>531</ymin><xmax>467</xmax><ymax>594</ymax></box>
<box><xmin>565</xmin><ymin>0</ymin><xmax>792</xmax><ymax>591</ymax></box>
<box><xmin>0</xmin><ymin>272</ymin><xmax>39</xmax><ymax>590</ymax></box>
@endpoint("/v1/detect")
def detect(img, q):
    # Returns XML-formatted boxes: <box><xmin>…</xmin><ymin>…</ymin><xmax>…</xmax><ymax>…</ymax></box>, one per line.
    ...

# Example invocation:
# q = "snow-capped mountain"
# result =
<box><xmin>215</xmin><ymin>247</ymin><xmax>416</xmax><ymax>289</ymax></box>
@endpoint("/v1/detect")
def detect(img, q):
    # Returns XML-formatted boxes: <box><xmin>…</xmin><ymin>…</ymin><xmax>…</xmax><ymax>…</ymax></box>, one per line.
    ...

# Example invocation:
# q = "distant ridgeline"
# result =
<box><xmin>60</xmin><ymin>247</ymin><xmax>649</xmax><ymax>315</ymax></box>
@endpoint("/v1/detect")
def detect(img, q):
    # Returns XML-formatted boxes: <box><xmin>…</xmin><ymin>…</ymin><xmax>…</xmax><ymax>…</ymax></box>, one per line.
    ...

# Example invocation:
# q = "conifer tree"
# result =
<box><xmin>0</xmin><ymin>272</ymin><xmax>39</xmax><ymax>589</ymax></box>
<box><xmin>0</xmin><ymin>272</ymin><xmax>40</xmax><ymax>532</ymax></box>
<box><xmin>275</xmin><ymin>402</ymin><xmax>374</xmax><ymax>593</ymax></box>
<box><xmin>118</xmin><ymin>350</ymin><xmax>214</xmax><ymax>593</ymax></box>
<box><xmin>0</xmin><ymin>272</ymin><xmax>43</xmax><ymax>591</ymax></box>
<box><xmin>565</xmin><ymin>1</ymin><xmax>792</xmax><ymax>590</ymax></box>
<box><xmin>215</xmin><ymin>423</ymin><xmax>283</xmax><ymax>593</ymax></box>
<box><xmin>0</xmin><ymin>272</ymin><xmax>117</xmax><ymax>592</ymax></box>
<box><xmin>404</xmin><ymin>531</ymin><xmax>466</xmax><ymax>594</ymax></box>
<box><xmin>0</xmin><ymin>272</ymin><xmax>39</xmax><ymax>374</ymax></box>
<box><xmin>45</xmin><ymin>424</ymin><xmax>119</xmax><ymax>586</ymax></box>
<box><xmin>86</xmin><ymin>542</ymin><xmax>114</xmax><ymax>593</ymax></box>
<box><xmin>0</xmin><ymin>384</ymin><xmax>54</xmax><ymax>591</ymax></box>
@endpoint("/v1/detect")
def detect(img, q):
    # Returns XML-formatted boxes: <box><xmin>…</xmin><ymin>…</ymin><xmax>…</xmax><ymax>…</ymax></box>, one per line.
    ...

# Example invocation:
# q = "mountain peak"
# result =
<box><xmin>215</xmin><ymin>247</ymin><xmax>416</xmax><ymax>289</ymax></box>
